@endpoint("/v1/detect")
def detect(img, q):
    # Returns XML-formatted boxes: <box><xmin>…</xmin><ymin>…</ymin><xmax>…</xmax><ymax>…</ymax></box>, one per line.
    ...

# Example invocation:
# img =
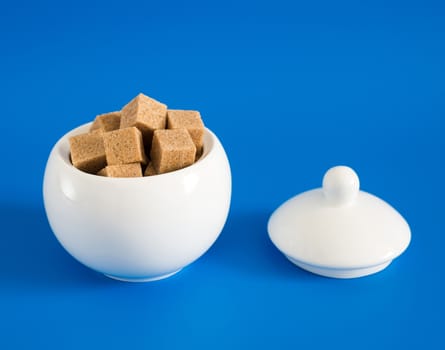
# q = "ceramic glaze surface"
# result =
<box><xmin>268</xmin><ymin>166</ymin><xmax>411</xmax><ymax>278</ymax></box>
<box><xmin>43</xmin><ymin>123</ymin><xmax>231</xmax><ymax>281</ymax></box>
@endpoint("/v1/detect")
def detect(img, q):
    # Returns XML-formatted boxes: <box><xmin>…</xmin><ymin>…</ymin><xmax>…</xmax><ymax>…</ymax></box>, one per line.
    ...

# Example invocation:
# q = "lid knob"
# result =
<box><xmin>322</xmin><ymin>166</ymin><xmax>360</xmax><ymax>206</ymax></box>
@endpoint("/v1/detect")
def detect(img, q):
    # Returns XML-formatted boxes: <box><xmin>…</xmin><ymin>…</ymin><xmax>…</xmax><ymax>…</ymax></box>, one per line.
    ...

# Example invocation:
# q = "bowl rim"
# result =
<box><xmin>51</xmin><ymin>122</ymin><xmax>219</xmax><ymax>182</ymax></box>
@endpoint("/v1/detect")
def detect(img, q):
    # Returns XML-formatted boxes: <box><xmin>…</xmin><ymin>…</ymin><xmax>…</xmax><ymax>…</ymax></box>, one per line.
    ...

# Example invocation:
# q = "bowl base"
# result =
<box><xmin>286</xmin><ymin>256</ymin><xmax>391</xmax><ymax>279</ymax></box>
<box><xmin>104</xmin><ymin>269</ymin><xmax>182</xmax><ymax>282</ymax></box>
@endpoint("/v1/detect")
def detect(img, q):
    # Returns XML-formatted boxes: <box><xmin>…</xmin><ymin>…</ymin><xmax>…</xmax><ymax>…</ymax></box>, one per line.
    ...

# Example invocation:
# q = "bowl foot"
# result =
<box><xmin>286</xmin><ymin>256</ymin><xmax>391</xmax><ymax>279</ymax></box>
<box><xmin>104</xmin><ymin>269</ymin><xmax>182</xmax><ymax>282</ymax></box>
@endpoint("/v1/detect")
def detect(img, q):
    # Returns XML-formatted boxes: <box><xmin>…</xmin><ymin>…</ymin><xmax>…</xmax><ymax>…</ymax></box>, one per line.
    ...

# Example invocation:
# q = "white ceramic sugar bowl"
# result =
<box><xmin>43</xmin><ymin>123</ymin><xmax>231</xmax><ymax>282</ymax></box>
<box><xmin>268</xmin><ymin>166</ymin><xmax>411</xmax><ymax>278</ymax></box>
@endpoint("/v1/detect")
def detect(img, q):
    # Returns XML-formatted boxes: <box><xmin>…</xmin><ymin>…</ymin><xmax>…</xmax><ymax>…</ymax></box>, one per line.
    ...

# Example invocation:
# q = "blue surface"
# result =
<box><xmin>1</xmin><ymin>0</ymin><xmax>444</xmax><ymax>348</ymax></box>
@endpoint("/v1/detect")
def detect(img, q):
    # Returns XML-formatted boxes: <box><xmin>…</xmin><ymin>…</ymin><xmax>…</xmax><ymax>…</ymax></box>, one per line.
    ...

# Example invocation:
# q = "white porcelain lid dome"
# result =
<box><xmin>268</xmin><ymin>166</ymin><xmax>411</xmax><ymax>271</ymax></box>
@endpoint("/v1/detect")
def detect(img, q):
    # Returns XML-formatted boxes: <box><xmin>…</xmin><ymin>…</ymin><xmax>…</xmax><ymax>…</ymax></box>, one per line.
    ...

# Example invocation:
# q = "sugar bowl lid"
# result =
<box><xmin>267</xmin><ymin>166</ymin><xmax>411</xmax><ymax>278</ymax></box>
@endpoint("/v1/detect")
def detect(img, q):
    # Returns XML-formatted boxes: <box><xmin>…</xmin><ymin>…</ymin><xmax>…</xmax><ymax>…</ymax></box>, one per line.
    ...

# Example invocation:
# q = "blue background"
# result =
<box><xmin>1</xmin><ymin>0</ymin><xmax>444</xmax><ymax>348</ymax></box>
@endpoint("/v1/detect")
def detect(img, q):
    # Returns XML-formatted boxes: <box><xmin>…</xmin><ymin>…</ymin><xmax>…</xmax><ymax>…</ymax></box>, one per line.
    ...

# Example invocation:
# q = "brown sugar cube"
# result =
<box><xmin>69</xmin><ymin>132</ymin><xmax>106</xmax><ymax>174</ymax></box>
<box><xmin>144</xmin><ymin>162</ymin><xmax>157</xmax><ymax>176</ymax></box>
<box><xmin>90</xmin><ymin>128</ymin><xmax>103</xmax><ymax>135</ymax></box>
<box><xmin>97</xmin><ymin>163</ymin><xmax>142</xmax><ymax>178</ymax></box>
<box><xmin>167</xmin><ymin>110</ymin><xmax>204</xmax><ymax>155</ymax></box>
<box><xmin>103</xmin><ymin>127</ymin><xmax>147</xmax><ymax>165</ymax></box>
<box><xmin>150</xmin><ymin>129</ymin><xmax>196</xmax><ymax>174</ymax></box>
<box><xmin>90</xmin><ymin>111</ymin><xmax>121</xmax><ymax>133</ymax></box>
<box><xmin>120</xmin><ymin>93</ymin><xmax>167</xmax><ymax>146</ymax></box>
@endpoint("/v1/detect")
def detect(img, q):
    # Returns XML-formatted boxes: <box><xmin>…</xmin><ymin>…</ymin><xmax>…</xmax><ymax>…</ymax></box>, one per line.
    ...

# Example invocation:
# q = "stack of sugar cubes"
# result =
<box><xmin>69</xmin><ymin>93</ymin><xmax>205</xmax><ymax>177</ymax></box>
